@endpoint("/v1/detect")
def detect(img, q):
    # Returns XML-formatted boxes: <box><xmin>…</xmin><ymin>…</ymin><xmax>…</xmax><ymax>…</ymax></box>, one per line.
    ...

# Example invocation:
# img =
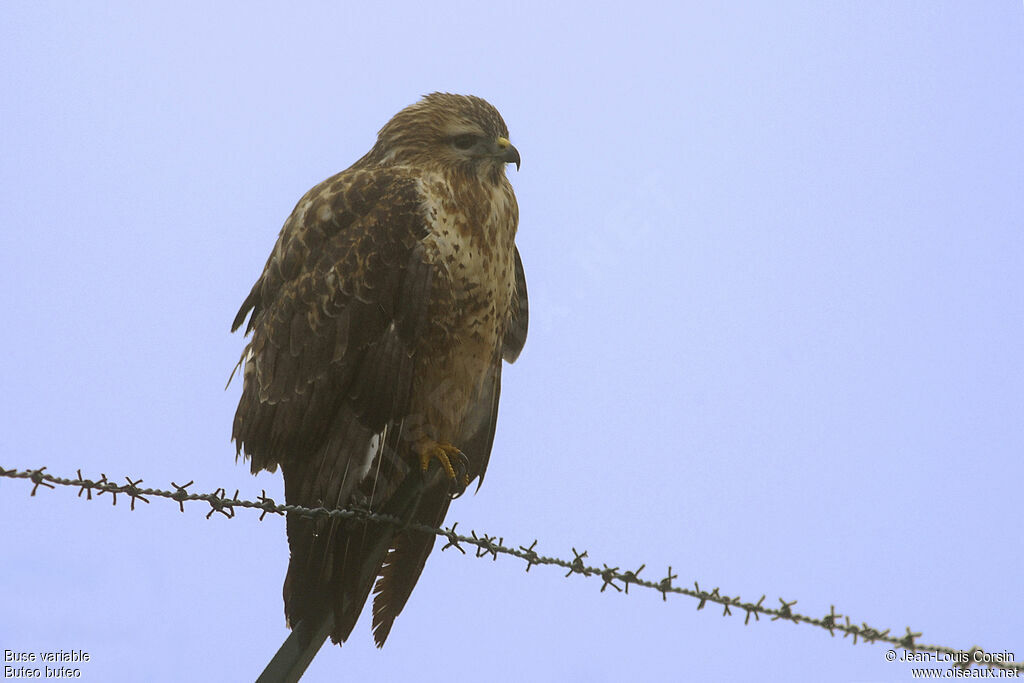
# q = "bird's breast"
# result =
<box><xmin>418</xmin><ymin>177</ymin><xmax>517</xmax><ymax>343</ymax></box>
<box><xmin>412</xmin><ymin>176</ymin><xmax>517</xmax><ymax>432</ymax></box>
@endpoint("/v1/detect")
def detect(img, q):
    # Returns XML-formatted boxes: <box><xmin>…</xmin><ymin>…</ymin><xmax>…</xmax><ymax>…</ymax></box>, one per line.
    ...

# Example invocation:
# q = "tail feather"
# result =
<box><xmin>281</xmin><ymin>432</ymin><xmax>446</xmax><ymax>646</ymax></box>
<box><xmin>370</xmin><ymin>486</ymin><xmax>451</xmax><ymax>646</ymax></box>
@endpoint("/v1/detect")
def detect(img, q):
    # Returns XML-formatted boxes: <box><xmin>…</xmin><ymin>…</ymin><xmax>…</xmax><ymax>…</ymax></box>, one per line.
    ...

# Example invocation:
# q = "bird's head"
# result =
<box><xmin>370</xmin><ymin>93</ymin><xmax>520</xmax><ymax>182</ymax></box>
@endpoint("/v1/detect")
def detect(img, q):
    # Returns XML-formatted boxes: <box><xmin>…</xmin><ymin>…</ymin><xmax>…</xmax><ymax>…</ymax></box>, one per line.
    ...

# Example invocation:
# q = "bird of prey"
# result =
<box><xmin>230</xmin><ymin>93</ymin><xmax>527</xmax><ymax>648</ymax></box>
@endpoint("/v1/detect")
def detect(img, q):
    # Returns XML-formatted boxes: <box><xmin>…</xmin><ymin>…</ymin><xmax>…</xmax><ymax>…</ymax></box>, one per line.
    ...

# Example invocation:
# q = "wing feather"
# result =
<box><xmin>233</xmin><ymin>150</ymin><xmax>527</xmax><ymax>647</ymax></box>
<box><xmin>369</xmin><ymin>247</ymin><xmax>527</xmax><ymax>643</ymax></box>
<box><xmin>233</xmin><ymin>168</ymin><xmax>428</xmax><ymax>469</ymax></box>
<box><xmin>502</xmin><ymin>246</ymin><xmax>529</xmax><ymax>362</ymax></box>
<box><xmin>231</xmin><ymin>167</ymin><xmax>434</xmax><ymax>640</ymax></box>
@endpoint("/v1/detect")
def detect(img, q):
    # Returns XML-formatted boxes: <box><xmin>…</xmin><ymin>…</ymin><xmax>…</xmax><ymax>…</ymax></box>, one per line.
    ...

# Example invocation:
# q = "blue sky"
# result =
<box><xmin>1</xmin><ymin>2</ymin><xmax>1022</xmax><ymax>681</ymax></box>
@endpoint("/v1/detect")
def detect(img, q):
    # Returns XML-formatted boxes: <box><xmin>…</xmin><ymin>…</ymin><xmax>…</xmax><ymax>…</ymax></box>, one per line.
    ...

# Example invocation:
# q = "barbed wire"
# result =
<box><xmin>1</xmin><ymin>464</ymin><xmax>1020</xmax><ymax>675</ymax></box>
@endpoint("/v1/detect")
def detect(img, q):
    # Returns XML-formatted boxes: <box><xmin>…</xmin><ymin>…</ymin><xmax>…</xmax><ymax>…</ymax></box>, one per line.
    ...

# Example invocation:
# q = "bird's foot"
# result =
<box><xmin>416</xmin><ymin>439</ymin><xmax>470</xmax><ymax>493</ymax></box>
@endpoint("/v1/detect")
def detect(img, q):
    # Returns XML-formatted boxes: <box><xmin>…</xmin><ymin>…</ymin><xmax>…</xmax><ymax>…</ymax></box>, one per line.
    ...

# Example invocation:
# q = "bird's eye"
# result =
<box><xmin>452</xmin><ymin>134</ymin><xmax>477</xmax><ymax>150</ymax></box>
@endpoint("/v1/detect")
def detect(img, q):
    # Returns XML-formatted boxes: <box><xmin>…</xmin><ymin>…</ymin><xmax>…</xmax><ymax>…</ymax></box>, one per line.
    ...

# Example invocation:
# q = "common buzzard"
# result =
<box><xmin>231</xmin><ymin>93</ymin><xmax>527</xmax><ymax>647</ymax></box>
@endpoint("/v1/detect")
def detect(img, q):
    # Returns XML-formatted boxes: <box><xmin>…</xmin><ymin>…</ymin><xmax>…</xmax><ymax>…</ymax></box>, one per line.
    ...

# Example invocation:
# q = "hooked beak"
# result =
<box><xmin>495</xmin><ymin>136</ymin><xmax>521</xmax><ymax>171</ymax></box>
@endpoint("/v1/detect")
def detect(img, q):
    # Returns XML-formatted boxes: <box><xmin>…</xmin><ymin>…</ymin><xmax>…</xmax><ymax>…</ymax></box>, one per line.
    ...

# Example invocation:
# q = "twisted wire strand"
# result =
<box><xmin>1</xmin><ymin>464</ymin><xmax>1019</xmax><ymax>674</ymax></box>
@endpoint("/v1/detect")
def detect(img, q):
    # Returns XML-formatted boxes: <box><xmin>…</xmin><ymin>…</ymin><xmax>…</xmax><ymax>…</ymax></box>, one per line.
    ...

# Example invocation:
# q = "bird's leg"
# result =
<box><xmin>415</xmin><ymin>438</ymin><xmax>470</xmax><ymax>494</ymax></box>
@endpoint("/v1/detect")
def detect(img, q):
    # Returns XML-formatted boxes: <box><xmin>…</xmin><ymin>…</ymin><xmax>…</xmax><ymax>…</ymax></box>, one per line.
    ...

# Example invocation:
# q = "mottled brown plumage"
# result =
<box><xmin>231</xmin><ymin>93</ymin><xmax>527</xmax><ymax>647</ymax></box>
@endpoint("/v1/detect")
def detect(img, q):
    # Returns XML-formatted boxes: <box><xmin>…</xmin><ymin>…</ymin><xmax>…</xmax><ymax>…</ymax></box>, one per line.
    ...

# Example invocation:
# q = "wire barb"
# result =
<box><xmin>171</xmin><ymin>480</ymin><xmax>194</xmax><ymax>513</ymax></box>
<box><xmin>822</xmin><ymin>605</ymin><xmax>842</xmax><ymax>636</ymax></box>
<box><xmin>599</xmin><ymin>565</ymin><xmax>622</xmax><ymax>593</ymax></box>
<box><xmin>76</xmin><ymin>469</ymin><xmax>96</xmax><ymax>500</ymax></box>
<box><xmin>123</xmin><ymin>476</ymin><xmax>150</xmax><ymax>511</ymax></box>
<box><xmin>256</xmin><ymin>490</ymin><xmax>281</xmax><ymax>521</ymax></box>
<box><xmin>1</xmin><ymin>464</ymin><xmax>1020</xmax><ymax>676</ymax></box>
<box><xmin>566</xmin><ymin>548</ymin><xmax>590</xmax><ymax>578</ymax></box>
<box><xmin>658</xmin><ymin>566</ymin><xmax>678</xmax><ymax>602</ymax></box>
<box><xmin>772</xmin><ymin>598</ymin><xmax>797</xmax><ymax>622</ymax></box>
<box><xmin>519</xmin><ymin>540</ymin><xmax>540</xmax><ymax>572</ymax></box>
<box><xmin>471</xmin><ymin>531</ymin><xmax>500</xmax><ymax>561</ymax></box>
<box><xmin>901</xmin><ymin>627</ymin><xmax>923</xmax><ymax>650</ymax></box>
<box><xmin>620</xmin><ymin>563</ymin><xmax>645</xmax><ymax>595</ymax></box>
<box><xmin>29</xmin><ymin>467</ymin><xmax>55</xmax><ymax>496</ymax></box>
<box><xmin>441</xmin><ymin>522</ymin><xmax>466</xmax><ymax>554</ymax></box>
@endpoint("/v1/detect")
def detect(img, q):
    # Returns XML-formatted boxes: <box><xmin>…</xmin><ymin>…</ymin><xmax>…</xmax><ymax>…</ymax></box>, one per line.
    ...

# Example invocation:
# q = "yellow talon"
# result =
<box><xmin>417</xmin><ymin>439</ymin><xmax>470</xmax><ymax>488</ymax></box>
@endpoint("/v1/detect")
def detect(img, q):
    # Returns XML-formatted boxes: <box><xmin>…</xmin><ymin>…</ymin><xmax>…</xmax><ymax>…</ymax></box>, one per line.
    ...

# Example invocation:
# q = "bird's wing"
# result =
<box><xmin>231</xmin><ymin>166</ymin><xmax>435</xmax><ymax>639</ymax></box>
<box><xmin>502</xmin><ymin>245</ymin><xmax>529</xmax><ymax>362</ymax></box>
<box><xmin>232</xmin><ymin>166</ymin><xmax>430</xmax><ymax>477</ymax></box>
<box><xmin>370</xmin><ymin>248</ymin><xmax>527</xmax><ymax>645</ymax></box>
